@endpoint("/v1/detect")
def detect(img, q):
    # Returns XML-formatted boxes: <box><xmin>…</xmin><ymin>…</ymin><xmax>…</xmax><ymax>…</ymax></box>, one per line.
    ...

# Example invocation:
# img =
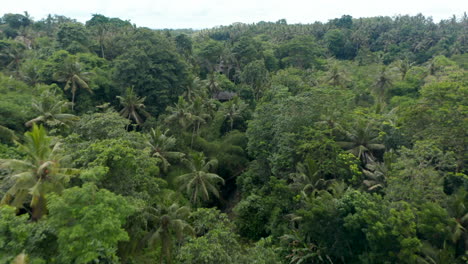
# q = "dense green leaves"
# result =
<box><xmin>0</xmin><ymin>12</ymin><xmax>466</xmax><ymax>264</ymax></box>
<box><xmin>47</xmin><ymin>183</ymin><xmax>135</xmax><ymax>263</ymax></box>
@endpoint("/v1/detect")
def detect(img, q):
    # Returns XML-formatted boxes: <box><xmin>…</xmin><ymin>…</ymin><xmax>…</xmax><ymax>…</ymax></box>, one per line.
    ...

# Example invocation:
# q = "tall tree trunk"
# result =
<box><xmin>71</xmin><ymin>91</ymin><xmax>76</xmax><ymax>111</ymax></box>
<box><xmin>31</xmin><ymin>195</ymin><xmax>46</xmax><ymax>221</ymax></box>
<box><xmin>99</xmin><ymin>35</ymin><xmax>105</xmax><ymax>58</ymax></box>
<box><xmin>191</xmin><ymin>125</ymin><xmax>196</xmax><ymax>148</ymax></box>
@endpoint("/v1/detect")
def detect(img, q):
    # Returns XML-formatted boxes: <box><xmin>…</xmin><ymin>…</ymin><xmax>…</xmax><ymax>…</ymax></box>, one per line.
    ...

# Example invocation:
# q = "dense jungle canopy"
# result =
<box><xmin>0</xmin><ymin>12</ymin><xmax>467</xmax><ymax>264</ymax></box>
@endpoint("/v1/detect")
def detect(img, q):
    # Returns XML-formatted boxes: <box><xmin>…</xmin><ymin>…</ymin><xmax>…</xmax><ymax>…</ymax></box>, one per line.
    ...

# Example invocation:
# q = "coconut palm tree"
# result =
<box><xmin>116</xmin><ymin>87</ymin><xmax>150</xmax><ymax>126</ymax></box>
<box><xmin>176</xmin><ymin>152</ymin><xmax>225</xmax><ymax>205</ymax></box>
<box><xmin>362</xmin><ymin>161</ymin><xmax>389</xmax><ymax>192</ymax></box>
<box><xmin>223</xmin><ymin>96</ymin><xmax>247</xmax><ymax>131</ymax></box>
<box><xmin>25</xmin><ymin>90</ymin><xmax>78</xmax><ymax>128</ymax></box>
<box><xmin>337</xmin><ymin>121</ymin><xmax>385</xmax><ymax>164</ymax></box>
<box><xmin>446</xmin><ymin>189</ymin><xmax>468</xmax><ymax>250</ymax></box>
<box><xmin>289</xmin><ymin>158</ymin><xmax>331</xmax><ymax>197</ymax></box>
<box><xmin>394</xmin><ymin>59</ymin><xmax>414</xmax><ymax>80</ymax></box>
<box><xmin>0</xmin><ymin>124</ymin><xmax>76</xmax><ymax>220</ymax></box>
<box><xmin>206</xmin><ymin>72</ymin><xmax>221</xmax><ymax>96</ymax></box>
<box><xmin>325</xmin><ymin>63</ymin><xmax>349</xmax><ymax>87</ymax></box>
<box><xmin>165</xmin><ymin>97</ymin><xmax>193</xmax><ymax>131</ymax></box>
<box><xmin>0</xmin><ymin>41</ymin><xmax>26</xmax><ymax>75</ymax></box>
<box><xmin>149</xmin><ymin>203</ymin><xmax>194</xmax><ymax>264</ymax></box>
<box><xmin>146</xmin><ymin>128</ymin><xmax>184</xmax><ymax>173</ymax></box>
<box><xmin>53</xmin><ymin>57</ymin><xmax>93</xmax><ymax>110</ymax></box>
<box><xmin>373</xmin><ymin>66</ymin><xmax>393</xmax><ymax>103</ymax></box>
<box><xmin>183</xmin><ymin>77</ymin><xmax>208</xmax><ymax>102</ymax></box>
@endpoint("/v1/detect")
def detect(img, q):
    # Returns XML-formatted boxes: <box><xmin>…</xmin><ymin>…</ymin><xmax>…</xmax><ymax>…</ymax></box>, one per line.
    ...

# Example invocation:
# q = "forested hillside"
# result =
<box><xmin>0</xmin><ymin>12</ymin><xmax>467</xmax><ymax>263</ymax></box>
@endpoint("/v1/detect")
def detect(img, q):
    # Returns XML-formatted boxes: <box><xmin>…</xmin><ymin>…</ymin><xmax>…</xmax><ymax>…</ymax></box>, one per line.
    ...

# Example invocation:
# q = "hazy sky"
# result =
<box><xmin>1</xmin><ymin>0</ymin><xmax>466</xmax><ymax>29</ymax></box>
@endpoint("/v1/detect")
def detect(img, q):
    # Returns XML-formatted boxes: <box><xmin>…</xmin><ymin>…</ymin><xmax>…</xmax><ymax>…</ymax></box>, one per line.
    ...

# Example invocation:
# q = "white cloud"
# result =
<box><xmin>0</xmin><ymin>0</ymin><xmax>466</xmax><ymax>29</ymax></box>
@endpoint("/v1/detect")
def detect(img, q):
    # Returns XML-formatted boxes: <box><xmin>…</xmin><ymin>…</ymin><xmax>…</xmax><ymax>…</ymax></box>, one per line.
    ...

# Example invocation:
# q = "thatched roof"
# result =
<box><xmin>213</xmin><ymin>91</ymin><xmax>237</xmax><ymax>101</ymax></box>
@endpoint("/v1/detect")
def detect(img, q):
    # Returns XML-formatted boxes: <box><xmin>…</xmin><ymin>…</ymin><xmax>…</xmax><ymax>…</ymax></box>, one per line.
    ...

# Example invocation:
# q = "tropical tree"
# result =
<box><xmin>25</xmin><ymin>90</ymin><xmax>78</xmax><ymax>128</ymax></box>
<box><xmin>281</xmin><ymin>230</ymin><xmax>333</xmax><ymax>264</ymax></box>
<box><xmin>165</xmin><ymin>97</ymin><xmax>193</xmax><ymax>131</ymax></box>
<box><xmin>53</xmin><ymin>57</ymin><xmax>93</xmax><ymax>110</ymax></box>
<box><xmin>0</xmin><ymin>124</ymin><xmax>76</xmax><ymax>220</ymax></box>
<box><xmin>191</xmin><ymin>97</ymin><xmax>211</xmax><ymax>132</ymax></box>
<box><xmin>116</xmin><ymin>87</ymin><xmax>151</xmax><ymax>126</ymax></box>
<box><xmin>145</xmin><ymin>128</ymin><xmax>184</xmax><ymax>173</ymax></box>
<box><xmin>373</xmin><ymin>66</ymin><xmax>394</xmax><ymax>103</ymax></box>
<box><xmin>189</xmin><ymin>97</ymin><xmax>211</xmax><ymax>146</ymax></box>
<box><xmin>176</xmin><ymin>152</ymin><xmax>225</xmax><ymax>205</ymax></box>
<box><xmin>149</xmin><ymin>203</ymin><xmax>194</xmax><ymax>264</ymax></box>
<box><xmin>446</xmin><ymin>189</ymin><xmax>468</xmax><ymax>251</ymax></box>
<box><xmin>362</xmin><ymin>161</ymin><xmax>389</xmax><ymax>192</ymax></box>
<box><xmin>394</xmin><ymin>59</ymin><xmax>414</xmax><ymax>80</ymax></box>
<box><xmin>222</xmin><ymin>96</ymin><xmax>247</xmax><ymax>131</ymax></box>
<box><xmin>337</xmin><ymin>121</ymin><xmax>385</xmax><ymax>164</ymax></box>
<box><xmin>289</xmin><ymin>158</ymin><xmax>331</xmax><ymax>197</ymax></box>
<box><xmin>206</xmin><ymin>72</ymin><xmax>221</xmax><ymax>96</ymax></box>
<box><xmin>240</xmin><ymin>60</ymin><xmax>270</xmax><ymax>100</ymax></box>
<box><xmin>47</xmin><ymin>183</ymin><xmax>134</xmax><ymax>263</ymax></box>
<box><xmin>0</xmin><ymin>40</ymin><xmax>26</xmax><ymax>74</ymax></box>
<box><xmin>183</xmin><ymin>77</ymin><xmax>208</xmax><ymax>102</ymax></box>
<box><xmin>325</xmin><ymin>63</ymin><xmax>349</xmax><ymax>87</ymax></box>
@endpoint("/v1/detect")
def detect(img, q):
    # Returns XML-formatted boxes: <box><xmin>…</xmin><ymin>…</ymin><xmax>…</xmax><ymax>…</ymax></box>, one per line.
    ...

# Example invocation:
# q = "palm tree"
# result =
<box><xmin>362</xmin><ymin>161</ymin><xmax>389</xmax><ymax>192</ymax></box>
<box><xmin>281</xmin><ymin>231</ymin><xmax>332</xmax><ymax>264</ymax></box>
<box><xmin>165</xmin><ymin>97</ymin><xmax>193</xmax><ymax>131</ymax></box>
<box><xmin>0</xmin><ymin>41</ymin><xmax>26</xmax><ymax>75</ymax></box>
<box><xmin>223</xmin><ymin>96</ymin><xmax>247</xmax><ymax>131</ymax></box>
<box><xmin>206</xmin><ymin>72</ymin><xmax>221</xmax><ymax>97</ymax></box>
<box><xmin>0</xmin><ymin>124</ymin><xmax>76</xmax><ymax>220</ymax></box>
<box><xmin>289</xmin><ymin>158</ymin><xmax>331</xmax><ymax>197</ymax></box>
<box><xmin>25</xmin><ymin>90</ymin><xmax>78</xmax><ymax>128</ymax></box>
<box><xmin>325</xmin><ymin>63</ymin><xmax>349</xmax><ymax>87</ymax></box>
<box><xmin>183</xmin><ymin>77</ymin><xmax>208</xmax><ymax>102</ymax></box>
<box><xmin>394</xmin><ymin>59</ymin><xmax>414</xmax><ymax>80</ymax></box>
<box><xmin>416</xmin><ymin>242</ymin><xmax>457</xmax><ymax>264</ymax></box>
<box><xmin>116</xmin><ymin>87</ymin><xmax>151</xmax><ymax>126</ymax></box>
<box><xmin>373</xmin><ymin>66</ymin><xmax>393</xmax><ymax>103</ymax></box>
<box><xmin>176</xmin><ymin>152</ymin><xmax>225</xmax><ymax>205</ymax></box>
<box><xmin>188</xmin><ymin>97</ymin><xmax>211</xmax><ymax>146</ymax></box>
<box><xmin>337</xmin><ymin>121</ymin><xmax>385</xmax><ymax>164</ymax></box>
<box><xmin>146</xmin><ymin>128</ymin><xmax>184</xmax><ymax>173</ymax></box>
<box><xmin>446</xmin><ymin>190</ymin><xmax>468</xmax><ymax>250</ymax></box>
<box><xmin>149</xmin><ymin>203</ymin><xmax>194</xmax><ymax>264</ymax></box>
<box><xmin>19</xmin><ymin>60</ymin><xmax>41</xmax><ymax>86</ymax></box>
<box><xmin>53</xmin><ymin>57</ymin><xmax>93</xmax><ymax>110</ymax></box>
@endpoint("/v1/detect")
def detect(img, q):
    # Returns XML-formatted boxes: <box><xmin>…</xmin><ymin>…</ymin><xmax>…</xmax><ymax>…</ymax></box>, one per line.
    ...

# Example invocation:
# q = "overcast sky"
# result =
<box><xmin>1</xmin><ymin>0</ymin><xmax>466</xmax><ymax>29</ymax></box>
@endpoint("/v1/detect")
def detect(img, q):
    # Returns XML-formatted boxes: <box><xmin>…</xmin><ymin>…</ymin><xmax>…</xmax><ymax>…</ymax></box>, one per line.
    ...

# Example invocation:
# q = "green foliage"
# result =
<box><xmin>324</xmin><ymin>28</ymin><xmax>356</xmax><ymax>59</ymax></box>
<box><xmin>240</xmin><ymin>60</ymin><xmax>269</xmax><ymax>100</ymax></box>
<box><xmin>177</xmin><ymin>224</ymin><xmax>242</xmax><ymax>264</ymax></box>
<box><xmin>176</xmin><ymin>152</ymin><xmax>224</xmax><ymax>205</ymax></box>
<box><xmin>276</xmin><ymin>35</ymin><xmax>325</xmax><ymax>69</ymax></box>
<box><xmin>47</xmin><ymin>183</ymin><xmax>135</xmax><ymax>263</ymax></box>
<box><xmin>113</xmin><ymin>29</ymin><xmax>189</xmax><ymax>115</ymax></box>
<box><xmin>117</xmin><ymin>87</ymin><xmax>150</xmax><ymax>125</ymax></box>
<box><xmin>0</xmin><ymin>124</ymin><xmax>76</xmax><ymax>220</ymax></box>
<box><xmin>56</xmin><ymin>23</ymin><xmax>90</xmax><ymax>53</ymax></box>
<box><xmin>74</xmin><ymin>138</ymin><xmax>161</xmax><ymax>200</ymax></box>
<box><xmin>234</xmin><ymin>177</ymin><xmax>294</xmax><ymax>240</ymax></box>
<box><xmin>0</xmin><ymin>12</ymin><xmax>466</xmax><ymax>263</ymax></box>
<box><xmin>73</xmin><ymin>110</ymin><xmax>130</xmax><ymax>141</ymax></box>
<box><xmin>0</xmin><ymin>206</ymin><xmax>31</xmax><ymax>263</ymax></box>
<box><xmin>149</xmin><ymin>203</ymin><xmax>194</xmax><ymax>264</ymax></box>
<box><xmin>386</xmin><ymin>141</ymin><xmax>453</xmax><ymax>204</ymax></box>
<box><xmin>0</xmin><ymin>74</ymin><xmax>34</xmax><ymax>132</ymax></box>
